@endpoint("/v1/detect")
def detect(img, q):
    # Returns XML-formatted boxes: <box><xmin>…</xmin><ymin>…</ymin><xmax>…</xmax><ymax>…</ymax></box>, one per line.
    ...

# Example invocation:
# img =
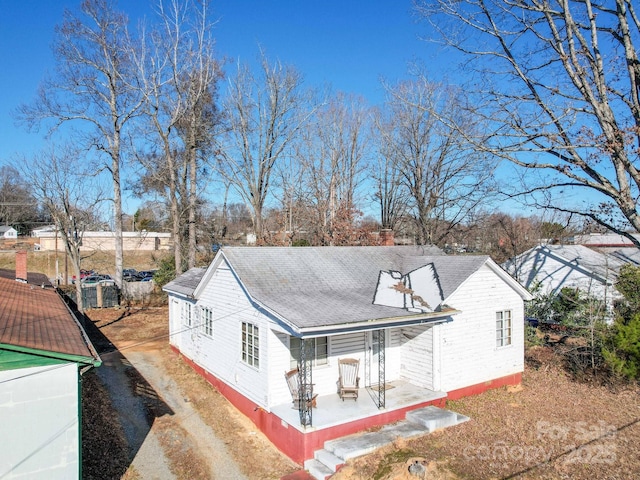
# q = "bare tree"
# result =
<box><xmin>417</xmin><ymin>0</ymin><xmax>640</xmax><ymax>247</ymax></box>
<box><xmin>272</xmin><ymin>155</ymin><xmax>308</xmax><ymax>245</ymax></box>
<box><xmin>374</xmin><ymin>77</ymin><xmax>495</xmax><ymax>245</ymax></box>
<box><xmin>296</xmin><ymin>93</ymin><xmax>369</xmax><ymax>245</ymax></box>
<box><xmin>134</xmin><ymin>0</ymin><xmax>221</xmax><ymax>273</ymax></box>
<box><xmin>217</xmin><ymin>52</ymin><xmax>317</xmax><ymax>241</ymax></box>
<box><xmin>371</xmin><ymin>108</ymin><xmax>410</xmax><ymax>232</ymax></box>
<box><xmin>0</xmin><ymin>166</ymin><xmax>40</xmax><ymax>233</ymax></box>
<box><xmin>22</xmin><ymin>145</ymin><xmax>107</xmax><ymax>312</ymax></box>
<box><xmin>17</xmin><ymin>0</ymin><xmax>142</xmax><ymax>286</ymax></box>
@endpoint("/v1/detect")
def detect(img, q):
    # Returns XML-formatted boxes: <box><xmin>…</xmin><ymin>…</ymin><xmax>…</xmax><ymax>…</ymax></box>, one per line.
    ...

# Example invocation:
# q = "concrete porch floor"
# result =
<box><xmin>271</xmin><ymin>380</ymin><xmax>446</xmax><ymax>432</ymax></box>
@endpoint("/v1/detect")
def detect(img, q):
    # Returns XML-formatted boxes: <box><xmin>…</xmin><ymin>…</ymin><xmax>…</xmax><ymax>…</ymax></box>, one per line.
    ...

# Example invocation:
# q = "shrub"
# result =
<box><xmin>603</xmin><ymin>313</ymin><xmax>640</xmax><ymax>381</ymax></box>
<box><xmin>614</xmin><ymin>264</ymin><xmax>640</xmax><ymax>321</ymax></box>
<box><xmin>153</xmin><ymin>256</ymin><xmax>176</xmax><ymax>289</ymax></box>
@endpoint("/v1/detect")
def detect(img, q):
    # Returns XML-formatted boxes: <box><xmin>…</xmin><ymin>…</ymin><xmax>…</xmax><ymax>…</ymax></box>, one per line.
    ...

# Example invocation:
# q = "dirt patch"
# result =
<box><xmin>0</xmin><ymin>250</ymin><xmax>170</xmax><ymax>281</ymax></box>
<box><xmin>333</xmin><ymin>346</ymin><xmax>640</xmax><ymax>480</ymax></box>
<box><xmin>154</xmin><ymin>417</ymin><xmax>211</xmax><ymax>479</ymax></box>
<box><xmin>83</xmin><ymin>306</ymin><xmax>299</xmax><ymax>480</ymax></box>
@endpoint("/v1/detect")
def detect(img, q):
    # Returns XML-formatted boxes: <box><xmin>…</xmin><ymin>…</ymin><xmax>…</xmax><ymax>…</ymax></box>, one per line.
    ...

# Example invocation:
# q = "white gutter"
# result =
<box><xmin>295</xmin><ymin>308</ymin><xmax>461</xmax><ymax>337</ymax></box>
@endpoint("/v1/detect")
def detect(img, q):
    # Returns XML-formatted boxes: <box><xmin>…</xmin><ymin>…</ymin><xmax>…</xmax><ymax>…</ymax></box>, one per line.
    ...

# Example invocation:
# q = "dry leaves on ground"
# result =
<box><xmin>335</xmin><ymin>346</ymin><xmax>640</xmax><ymax>480</ymax></box>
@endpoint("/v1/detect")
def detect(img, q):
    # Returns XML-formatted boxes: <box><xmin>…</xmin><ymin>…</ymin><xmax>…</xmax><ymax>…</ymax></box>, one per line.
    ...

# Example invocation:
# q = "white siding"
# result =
<box><xmin>0</xmin><ymin>363</ymin><xmax>79</xmax><ymax>480</ymax></box>
<box><xmin>386</xmin><ymin>328</ymin><xmax>402</xmax><ymax>382</ymax></box>
<box><xmin>399</xmin><ymin>325</ymin><xmax>434</xmax><ymax>389</ymax></box>
<box><xmin>331</xmin><ymin>332</ymin><xmax>365</xmax><ymax>358</ymax></box>
<box><xmin>168</xmin><ymin>261</ymin><xmax>271</xmax><ymax>408</ymax></box>
<box><xmin>438</xmin><ymin>264</ymin><xmax>525</xmax><ymax>392</ymax></box>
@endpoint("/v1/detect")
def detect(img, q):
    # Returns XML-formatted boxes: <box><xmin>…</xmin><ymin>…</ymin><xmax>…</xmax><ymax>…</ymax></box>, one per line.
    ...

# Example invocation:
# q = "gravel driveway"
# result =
<box><xmin>98</xmin><ymin>345</ymin><xmax>248</xmax><ymax>479</ymax></box>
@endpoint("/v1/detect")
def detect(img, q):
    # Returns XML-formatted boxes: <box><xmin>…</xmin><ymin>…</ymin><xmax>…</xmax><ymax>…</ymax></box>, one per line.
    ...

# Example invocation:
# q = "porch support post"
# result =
<box><xmin>298</xmin><ymin>338</ymin><xmax>313</xmax><ymax>427</ymax></box>
<box><xmin>375</xmin><ymin>329</ymin><xmax>386</xmax><ymax>409</ymax></box>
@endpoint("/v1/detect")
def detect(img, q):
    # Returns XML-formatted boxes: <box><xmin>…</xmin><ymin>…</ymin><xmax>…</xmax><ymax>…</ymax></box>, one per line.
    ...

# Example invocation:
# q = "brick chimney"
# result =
<box><xmin>379</xmin><ymin>229</ymin><xmax>395</xmax><ymax>246</ymax></box>
<box><xmin>16</xmin><ymin>250</ymin><xmax>28</xmax><ymax>283</ymax></box>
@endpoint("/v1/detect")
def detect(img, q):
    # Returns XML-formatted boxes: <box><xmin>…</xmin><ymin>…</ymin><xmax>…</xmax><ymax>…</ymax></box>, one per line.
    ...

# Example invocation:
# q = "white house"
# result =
<box><xmin>0</xmin><ymin>226</ymin><xmax>18</xmax><ymax>239</ymax></box>
<box><xmin>30</xmin><ymin>225</ymin><xmax>57</xmax><ymax>237</ymax></box>
<box><xmin>163</xmin><ymin>246</ymin><xmax>532</xmax><ymax>463</ymax></box>
<box><xmin>35</xmin><ymin>230</ymin><xmax>172</xmax><ymax>251</ymax></box>
<box><xmin>502</xmin><ymin>244</ymin><xmax>634</xmax><ymax>315</ymax></box>
<box><xmin>0</xmin><ymin>252</ymin><xmax>101</xmax><ymax>479</ymax></box>
<box><xmin>572</xmin><ymin>232</ymin><xmax>640</xmax><ymax>249</ymax></box>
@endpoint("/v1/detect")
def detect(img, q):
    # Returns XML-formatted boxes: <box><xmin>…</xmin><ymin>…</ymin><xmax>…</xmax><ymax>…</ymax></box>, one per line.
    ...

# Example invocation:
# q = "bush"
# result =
<box><xmin>153</xmin><ymin>256</ymin><xmax>176</xmax><ymax>289</ymax></box>
<box><xmin>526</xmin><ymin>283</ymin><xmax>604</xmax><ymax>327</ymax></box>
<box><xmin>525</xmin><ymin>324</ymin><xmax>543</xmax><ymax>347</ymax></box>
<box><xmin>614</xmin><ymin>264</ymin><xmax>640</xmax><ymax>321</ymax></box>
<box><xmin>602</xmin><ymin>313</ymin><xmax>640</xmax><ymax>381</ymax></box>
<box><xmin>599</xmin><ymin>265</ymin><xmax>640</xmax><ymax>382</ymax></box>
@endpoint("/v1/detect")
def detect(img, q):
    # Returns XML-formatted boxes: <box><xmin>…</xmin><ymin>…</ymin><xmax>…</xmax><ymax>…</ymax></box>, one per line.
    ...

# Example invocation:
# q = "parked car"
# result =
<box><xmin>72</xmin><ymin>269</ymin><xmax>95</xmax><ymax>284</ymax></box>
<box><xmin>137</xmin><ymin>270</ymin><xmax>156</xmax><ymax>280</ymax></box>
<box><xmin>81</xmin><ymin>274</ymin><xmax>115</xmax><ymax>286</ymax></box>
<box><xmin>123</xmin><ymin>272</ymin><xmax>141</xmax><ymax>282</ymax></box>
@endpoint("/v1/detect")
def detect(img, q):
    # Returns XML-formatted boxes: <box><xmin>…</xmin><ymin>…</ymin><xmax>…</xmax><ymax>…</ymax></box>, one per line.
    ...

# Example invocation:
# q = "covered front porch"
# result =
<box><xmin>271</xmin><ymin>379</ymin><xmax>446</xmax><ymax>432</ymax></box>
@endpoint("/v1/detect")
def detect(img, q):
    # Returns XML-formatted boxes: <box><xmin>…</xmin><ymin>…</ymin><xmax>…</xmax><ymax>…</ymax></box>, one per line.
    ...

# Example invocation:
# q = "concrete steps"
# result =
<box><xmin>405</xmin><ymin>405</ymin><xmax>469</xmax><ymax>432</ymax></box>
<box><xmin>304</xmin><ymin>406</ymin><xmax>469</xmax><ymax>479</ymax></box>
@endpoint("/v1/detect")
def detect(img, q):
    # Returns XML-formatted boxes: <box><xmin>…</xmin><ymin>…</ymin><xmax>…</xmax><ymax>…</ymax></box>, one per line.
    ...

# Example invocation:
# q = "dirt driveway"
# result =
<box><xmin>81</xmin><ymin>306</ymin><xmax>299</xmax><ymax>480</ymax></box>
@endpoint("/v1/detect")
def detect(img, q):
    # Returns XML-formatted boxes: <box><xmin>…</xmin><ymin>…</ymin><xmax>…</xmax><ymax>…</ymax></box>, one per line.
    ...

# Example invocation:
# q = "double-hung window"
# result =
<box><xmin>290</xmin><ymin>337</ymin><xmax>328</xmax><ymax>369</ymax></box>
<box><xmin>201</xmin><ymin>307</ymin><xmax>213</xmax><ymax>337</ymax></box>
<box><xmin>242</xmin><ymin>322</ymin><xmax>259</xmax><ymax>368</ymax></box>
<box><xmin>182</xmin><ymin>302</ymin><xmax>192</xmax><ymax>326</ymax></box>
<box><xmin>496</xmin><ymin>310</ymin><xmax>512</xmax><ymax>347</ymax></box>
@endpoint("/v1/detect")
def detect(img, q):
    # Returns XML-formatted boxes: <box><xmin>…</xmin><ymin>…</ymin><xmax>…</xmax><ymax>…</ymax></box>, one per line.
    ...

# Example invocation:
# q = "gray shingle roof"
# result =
<box><xmin>222</xmin><ymin>246</ymin><xmax>492</xmax><ymax>329</ymax></box>
<box><xmin>163</xmin><ymin>267</ymin><xmax>207</xmax><ymax>297</ymax></box>
<box><xmin>163</xmin><ymin>246</ymin><xmax>495</xmax><ymax>330</ymax></box>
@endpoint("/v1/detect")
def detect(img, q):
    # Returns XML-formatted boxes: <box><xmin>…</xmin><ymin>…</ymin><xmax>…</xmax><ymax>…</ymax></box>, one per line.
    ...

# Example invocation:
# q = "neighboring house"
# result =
<box><xmin>35</xmin><ymin>230</ymin><xmax>172</xmax><ymax>252</ymax></box>
<box><xmin>30</xmin><ymin>225</ymin><xmax>57</xmax><ymax>237</ymax></box>
<box><xmin>0</xmin><ymin>251</ymin><xmax>101</xmax><ymax>480</ymax></box>
<box><xmin>0</xmin><ymin>226</ymin><xmax>18</xmax><ymax>239</ymax></box>
<box><xmin>572</xmin><ymin>232</ymin><xmax>640</xmax><ymax>249</ymax></box>
<box><xmin>164</xmin><ymin>246</ymin><xmax>532</xmax><ymax>463</ymax></box>
<box><xmin>503</xmin><ymin>244</ymin><xmax>631</xmax><ymax>314</ymax></box>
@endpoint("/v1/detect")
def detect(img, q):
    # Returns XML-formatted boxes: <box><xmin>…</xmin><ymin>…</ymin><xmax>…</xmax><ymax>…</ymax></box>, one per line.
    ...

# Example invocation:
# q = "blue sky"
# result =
<box><xmin>0</xmin><ymin>1</ymin><xmax>544</xmax><ymax>220</ymax></box>
<box><xmin>0</xmin><ymin>1</ymin><xmax>432</xmax><ymax>165</ymax></box>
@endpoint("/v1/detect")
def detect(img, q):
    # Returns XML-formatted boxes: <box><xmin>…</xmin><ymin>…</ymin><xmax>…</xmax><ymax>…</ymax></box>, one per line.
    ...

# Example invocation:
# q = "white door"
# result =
<box><xmin>365</xmin><ymin>329</ymin><xmax>386</xmax><ymax>387</ymax></box>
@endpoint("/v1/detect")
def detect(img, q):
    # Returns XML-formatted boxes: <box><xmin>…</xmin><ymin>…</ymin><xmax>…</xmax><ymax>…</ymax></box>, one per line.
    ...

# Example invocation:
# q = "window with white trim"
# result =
<box><xmin>201</xmin><ymin>306</ymin><xmax>213</xmax><ymax>337</ymax></box>
<box><xmin>182</xmin><ymin>302</ymin><xmax>192</xmax><ymax>326</ymax></box>
<box><xmin>290</xmin><ymin>337</ymin><xmax>328</xmax><ymax>369</ymax></box>
<box><xmin>242</xmin><ymin>322</ymin><xmax>259</xmax><ymax>368</ymax></box>
<box><xmin>496</xmin><ymin>310</ymin><xmax>512</xmax><ymax>347</ymax></box>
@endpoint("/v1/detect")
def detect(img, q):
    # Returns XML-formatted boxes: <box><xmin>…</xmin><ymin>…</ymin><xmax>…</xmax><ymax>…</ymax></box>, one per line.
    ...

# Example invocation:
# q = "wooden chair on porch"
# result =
<box><xmin>338</xmin><ymin>358</ymin><xmax>360</xmax><ymax>401</ymax></box>
<box><xmin>285</xmin><ymin>368</ymin><xmax>317</xmax><ymax>409</ymax></box>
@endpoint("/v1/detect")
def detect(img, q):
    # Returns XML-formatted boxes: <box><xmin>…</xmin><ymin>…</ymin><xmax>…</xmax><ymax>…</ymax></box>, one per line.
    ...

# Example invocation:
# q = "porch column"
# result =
<box><xmin>298</xmin><ymin>339</ymin><xmax>313</xmax><ymax>427</ymax></box>
<box><xmin>374</xmin><ymin>329</ymin><xmax>386</xmax><ymax>409</ymax></box>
